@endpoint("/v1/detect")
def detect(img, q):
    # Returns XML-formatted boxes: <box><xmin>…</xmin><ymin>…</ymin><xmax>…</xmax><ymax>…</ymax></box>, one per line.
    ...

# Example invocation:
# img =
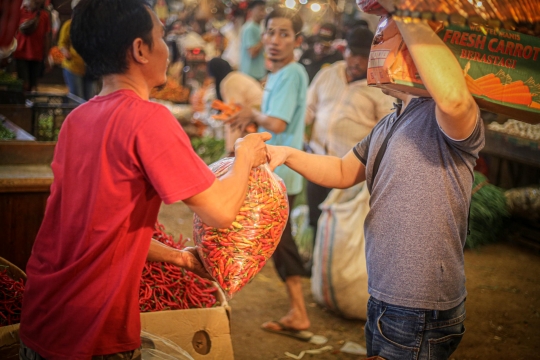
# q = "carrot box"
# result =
<box><xmin>367</xmin><ymin>16</ymin><xmax>540</xmax><ymax>124</ymax></box>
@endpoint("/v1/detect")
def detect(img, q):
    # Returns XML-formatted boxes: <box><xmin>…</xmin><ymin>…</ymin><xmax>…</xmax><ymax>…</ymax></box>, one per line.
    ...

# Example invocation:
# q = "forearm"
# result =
<box><xmin>249</xmin><ymin>42</ymin><xmax>263</xmax><ymax>58</ymax></box>
<box><xmin>395</xmin><ymin>19</ymin><xmax>474</xmax><ymax>114</ymax></box>
<box><xmin>185</xmin><ymin>152</ymin><xmax>252</xmax><ymax>228</ymax></box>
<box><xmin>252</xmin><ymin>109</ymin><xmax>286</xmax><ymax>133</ymax></box>
<box><xmin>282</xmin><ymin>147</ymin><xmax>365</xmax><ymax>189</ymax></box>
<box><xmin>147</xmin><ymin>238</ymin><xmax>182</xmax><ymax>264</ymax></box>
<box><xmin>395</xmin><ymin>18</ymin><xmax>477</xmax><ymax>138</ymax></box>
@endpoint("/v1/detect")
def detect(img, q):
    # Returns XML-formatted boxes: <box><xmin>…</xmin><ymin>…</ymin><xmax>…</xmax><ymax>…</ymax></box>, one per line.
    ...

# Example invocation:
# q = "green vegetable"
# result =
<box><xmin>191</xmin><ymin>136</ymin><xmax>225</xmax><ymax>165</ymax></box>
<box><xmin>466</xmin><ymin>171</ymin><xmax>509</xmax><ymax>248</ymax></box>
<box><xmin>0</xmin><ymin>123</ymin><xmax>16</xmax><ymax>140</ymax></box>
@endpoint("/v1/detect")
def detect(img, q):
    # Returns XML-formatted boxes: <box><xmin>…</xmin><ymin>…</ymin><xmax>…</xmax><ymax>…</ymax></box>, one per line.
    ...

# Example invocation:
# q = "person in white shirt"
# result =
<box><xmin>207</xmin><ymin>57</ymin><xmax>263</xmax><ymax>155</ymax></box>
<box><xmin>304</xmin><ymin>27</ymin><xmax>394</xmax><ymax>269</ymax></box>
<box><xmin>221</xmin><ymin>7</ymin><xmax>245</xmax><ymax>69</ymax></box>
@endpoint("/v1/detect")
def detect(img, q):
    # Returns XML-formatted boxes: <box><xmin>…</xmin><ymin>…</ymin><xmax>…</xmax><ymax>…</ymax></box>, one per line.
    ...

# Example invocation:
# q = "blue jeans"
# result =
<box><xmin>365</xmin><ymin>296</ymin><xmax>466</xmax><ymax>360</ymax></box>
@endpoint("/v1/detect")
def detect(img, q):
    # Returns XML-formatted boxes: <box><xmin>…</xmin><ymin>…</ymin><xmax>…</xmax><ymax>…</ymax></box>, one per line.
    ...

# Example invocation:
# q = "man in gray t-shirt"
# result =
<box><xmin>265</xmin><ymin>2</ymin><xmax>484</xmax><ymax>358</ymax></box>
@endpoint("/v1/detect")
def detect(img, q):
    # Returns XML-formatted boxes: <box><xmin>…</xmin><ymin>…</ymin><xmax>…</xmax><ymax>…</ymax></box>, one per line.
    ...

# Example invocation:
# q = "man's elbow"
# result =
<box><xmin>204</xmin><ymin>213</ymin><xmax>235</xmax><ymax>229</ymax></box>
<box><xmin>438</xmin><ymin>92</ymin><xmax>476</xmax><ymax>117</ymax></box>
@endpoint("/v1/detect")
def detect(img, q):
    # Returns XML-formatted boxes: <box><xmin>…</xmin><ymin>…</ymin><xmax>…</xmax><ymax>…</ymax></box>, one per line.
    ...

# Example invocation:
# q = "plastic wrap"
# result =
<box><xmin>141</xmin><ymin>331</ymin><xmax>194</xmax><ymax>360</ymax></box>
<box><xmin>194</xmin><ymin>158</ymin><xmax>289</xmax><ymax>298</ymax></box>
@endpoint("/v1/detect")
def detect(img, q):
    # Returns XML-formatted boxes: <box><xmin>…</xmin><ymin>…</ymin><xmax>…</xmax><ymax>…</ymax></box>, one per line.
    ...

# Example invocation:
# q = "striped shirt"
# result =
<box><xmin>305</xmin><ymin>61</ymin><xmax>395</xmax><ymax>157</ymax></box>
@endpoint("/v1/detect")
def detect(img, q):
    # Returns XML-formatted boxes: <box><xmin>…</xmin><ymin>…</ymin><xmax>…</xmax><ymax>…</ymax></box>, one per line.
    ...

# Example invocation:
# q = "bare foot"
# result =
<box><xmin>262</xmin><ymin>309</ymin><xmax>310</xmax><ymax>331</ymax></box>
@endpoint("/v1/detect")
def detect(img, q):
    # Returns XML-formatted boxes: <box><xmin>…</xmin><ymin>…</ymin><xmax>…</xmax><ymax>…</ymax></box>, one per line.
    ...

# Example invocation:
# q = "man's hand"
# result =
<box><xmin>224</xmin><ymin>104</ymin><xmax>254</xmax><ymax>132</ymax></box>
<box><xmin>266</xmin><ymin>144</ymin><xmax>289</xmax><ymax>171</ymax></box>
<box><xmin>175</xmin><ymin>247</ymin><xmax>212</xmax><ymax>280</ymax></box>
<box><xmin>235</xmin><ymin>132</ymin><xmax>272</xmax><ymax>168</ymax></box>
<box><xmin>60</xmin><ymin>47</ymin><xmax>71</xmax><ymax>60</ymax></box>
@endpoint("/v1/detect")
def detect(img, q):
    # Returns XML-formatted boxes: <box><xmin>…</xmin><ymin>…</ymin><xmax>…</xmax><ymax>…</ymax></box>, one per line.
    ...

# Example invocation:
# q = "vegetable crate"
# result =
<box><xmin>483</xmin><ymin>129</ymin><xmax>540</xmax><ymax>167</ymax></box>
<box><xmin>26</xmin><ymin>93</ymin><xmax>85</xmax><ymax>141</ymax></box>
<box><xmin>0</xmin><ymin>257</ymin><xmax>25</xmax><ymax>360</ymax></box>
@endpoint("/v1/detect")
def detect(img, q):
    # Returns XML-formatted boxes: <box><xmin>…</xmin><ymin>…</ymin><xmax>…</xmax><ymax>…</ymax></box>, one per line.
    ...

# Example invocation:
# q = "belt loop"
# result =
<box><xmin>432</xmin><ymin>309</ymin><xmax>439</xmax><ymax>320</ymax></box>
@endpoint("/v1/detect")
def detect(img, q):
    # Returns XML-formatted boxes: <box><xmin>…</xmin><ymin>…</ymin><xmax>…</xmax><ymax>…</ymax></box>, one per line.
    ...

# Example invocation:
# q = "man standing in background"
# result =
<box><xmin>304</xmin><ymin>27</ymin><xmax>394</xmax><ymax>270</ymax></box>
<box><xmin>13</xmin><ymin>0</ymin><xmax>50</xmax><ymax>91</ymax></box>
<box><xmin>239</xmin><ymin>0</ymin><xmax>267</xmax><ymax>81</ymax></box>
<box><xmin>299</xmin><ymin>23</ymin><xmax>343</xmax><ymax>84</ymax></box>
<box><xmin>228</xmin><ymin>7</ymin><xmax>312</xmax><ymax>341</ymax></box>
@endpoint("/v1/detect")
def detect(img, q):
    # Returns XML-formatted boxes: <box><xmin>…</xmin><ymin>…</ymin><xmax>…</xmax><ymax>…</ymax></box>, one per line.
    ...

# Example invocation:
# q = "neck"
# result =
<box><xmin>269</xmin><ymin>54</ymin><xmax>294</xmax><ymax>73</ymax></box>
<box><xmin>99</xmin><ymin>71</ymin><xmax>151</xmax><ymax>100</ymax></box>
<box><xmin>400</xmin><ymin>94</ymin><xmax>415</xmax><ymax>111</ymax></box>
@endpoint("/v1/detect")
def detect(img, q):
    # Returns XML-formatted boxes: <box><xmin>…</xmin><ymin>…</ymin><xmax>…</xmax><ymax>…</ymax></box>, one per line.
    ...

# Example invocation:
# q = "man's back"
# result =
<box><xmin>20</xmin><ymin>90</ymin><xmax>215</xmax><ymax>359</ymax></box>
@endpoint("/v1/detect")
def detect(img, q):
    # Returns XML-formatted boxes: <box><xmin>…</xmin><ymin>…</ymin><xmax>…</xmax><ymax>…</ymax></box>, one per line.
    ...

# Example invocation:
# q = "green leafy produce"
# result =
<box><xmin>0</xmin><ymin>123</ymin><xmax>16</xmax><ymax>140</ymax></box>
<box><xmin>0</xmin><ymin>70</ymin><xmax>23</xmax><ymax>86</ymax></box>
<box><xmin>191</xmin><ymin>136</ymin><xmax>225</xmax><ymax>165</ymax></box>
<box><xmin>466</xmin><ymin>172</ymin><xmax>509</xmax><ymax>248</ymax></box>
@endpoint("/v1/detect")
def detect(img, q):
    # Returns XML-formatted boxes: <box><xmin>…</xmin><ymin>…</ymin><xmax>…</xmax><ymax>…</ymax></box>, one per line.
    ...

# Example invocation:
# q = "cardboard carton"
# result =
<box><xmin>0</xmin><ymin>324</ymin><xmax>20</xmax><ymax>360</ymax></box>
<box><xmin>140</xmin><ymin>286</ymin><xmax>234</xmax><ymax>360</ymax></box>
<box><xmin>367</xmin><ymin>16</ymin><xmax>540</xmax><ymax>124</ymax></box>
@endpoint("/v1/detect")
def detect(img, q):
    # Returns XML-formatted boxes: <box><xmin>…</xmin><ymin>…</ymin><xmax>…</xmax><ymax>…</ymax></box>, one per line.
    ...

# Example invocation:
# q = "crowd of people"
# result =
<box><xmin>0</xmin><ymin>0</ymin><xmax>483</xmax><ymax>359</ymax></box>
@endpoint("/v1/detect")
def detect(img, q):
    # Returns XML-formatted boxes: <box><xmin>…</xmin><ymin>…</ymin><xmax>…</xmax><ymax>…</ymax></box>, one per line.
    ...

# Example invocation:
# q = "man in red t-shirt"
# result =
<box><xmin>13</xmin><ymin>0</ymin><xmax>50</xmax><ymax>91</ymax></box>
<box><xmin>18</xmin><ymin>1</ymin><xmax>270</xmax><ymax>359</ymax></box>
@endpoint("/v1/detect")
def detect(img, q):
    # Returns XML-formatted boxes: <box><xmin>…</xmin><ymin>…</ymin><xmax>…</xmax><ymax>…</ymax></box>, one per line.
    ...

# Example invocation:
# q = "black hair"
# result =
<box><xmin>207</xmin><ymin>58</ymin><xmax>232</xmax><ymax>101</ymax></box>
<box><xmin>264</xmin><ymin>7</ymin><xmax>303</xmax><ymax>37</ymax></box>
<box><xmin>247</xmin><ymin>0</ymin><xmax>265</xmax><ymax>11</ymax></box>
<box><xmin>71</xmin><ymin>0</ymin><xmax>155</xmax><ymax>77</ymax></box>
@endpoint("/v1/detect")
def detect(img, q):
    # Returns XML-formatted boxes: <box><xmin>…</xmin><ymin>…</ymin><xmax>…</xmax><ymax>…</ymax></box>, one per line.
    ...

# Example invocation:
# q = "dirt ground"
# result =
<box><xmin>158</xmin><ymin>202</ymin><xmax>540</xmax><ymax>360</ymax></box>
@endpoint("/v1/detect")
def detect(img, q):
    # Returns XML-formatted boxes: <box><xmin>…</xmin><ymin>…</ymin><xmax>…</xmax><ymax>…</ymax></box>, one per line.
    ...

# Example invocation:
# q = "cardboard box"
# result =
<box><xmin>367</xmin><ymin>16</ymin><xmax>540</xmax><ymax>124</ymax></box>
<box><xmin>0</xmin><ymin>324</ymin><xmax>20</xmax><ymax>360</ymax></box>
<box><xmin>140</xmin><ymin>286</ymin><xmax>234</xmax><ymax>360</ymax></box>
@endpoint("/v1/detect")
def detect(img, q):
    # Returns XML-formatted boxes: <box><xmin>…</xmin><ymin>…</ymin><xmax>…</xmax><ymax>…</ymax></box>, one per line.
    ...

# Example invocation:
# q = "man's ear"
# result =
<box><xmin>295</xmin><ymin>35</ymin><xmax>303</xmax><ymax>48</ymax></box>
<box><xmin>131</xmin><ymin>38</ymin><xmax>148</xmax><ymax>64</ymax></box>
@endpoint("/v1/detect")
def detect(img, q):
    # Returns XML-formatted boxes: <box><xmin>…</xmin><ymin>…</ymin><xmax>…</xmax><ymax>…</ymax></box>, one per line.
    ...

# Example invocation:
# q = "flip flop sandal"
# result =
<box><xmin>261</xmin><ymin>320</ymin><xmax>313</xmax><ymax>342</ymax></box>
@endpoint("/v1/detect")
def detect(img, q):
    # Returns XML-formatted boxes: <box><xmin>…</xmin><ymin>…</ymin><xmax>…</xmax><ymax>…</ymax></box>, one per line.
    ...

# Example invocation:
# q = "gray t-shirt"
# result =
<box><xmin>353</xmin><ymin>98</ymin><xmax>484</xmax><ymax>311</ymax></box>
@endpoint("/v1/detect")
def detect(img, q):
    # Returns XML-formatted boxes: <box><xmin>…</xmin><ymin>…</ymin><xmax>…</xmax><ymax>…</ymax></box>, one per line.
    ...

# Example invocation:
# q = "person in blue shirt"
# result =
<box><xmin>239</xmin><ymin>0</ymin><xmax>267</xmax><ymax>80</ymax></box>
<box><xmin>227</xmin><ymin>7</ymin><xmax>312</xmax><ymax>341</ymax></box>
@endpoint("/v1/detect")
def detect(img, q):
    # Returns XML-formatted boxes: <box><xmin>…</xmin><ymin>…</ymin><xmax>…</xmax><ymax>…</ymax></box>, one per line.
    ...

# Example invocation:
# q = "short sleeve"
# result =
<box><xmin>134</xmin><ymin>107</ymin><xmax>215</xmax><ymax>204</ymax></box>
<box><xmin>440</xmin><ymin>107</ymin><xmax>485</xmax><ymax>157</ymax></box>
<box><xmin>353</xmin><ymin>131</ymin><xmax>372</xmax><ymax>165</ymax></box>
<box><xmin>243</xmin><ymin>24</ymin><xmax>260</xmax><ymax>49</ymax></box>
<box><xmin>264</xmin><ymin>70</ymin><xmax>301</xmax><ymax>124</ymax></box>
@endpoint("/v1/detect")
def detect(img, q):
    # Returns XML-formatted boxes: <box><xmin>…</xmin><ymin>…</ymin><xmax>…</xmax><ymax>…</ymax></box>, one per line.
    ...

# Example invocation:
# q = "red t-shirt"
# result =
<box><xmin>13</xmin><ymin>7</ymin><xmax>51</xmax><ymax>61</ymax></box>
<box><xmin>19</xmin><ymin>90</ymin><xmax>215</xmax><ymax>360</ymax></box>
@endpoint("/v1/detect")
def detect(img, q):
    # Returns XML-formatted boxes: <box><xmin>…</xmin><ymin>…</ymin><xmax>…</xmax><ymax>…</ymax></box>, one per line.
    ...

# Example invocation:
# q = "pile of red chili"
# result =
<box><xmin>139</xmin><ymin>223</ymin><xmax>218</xmax><ymax>312</ymax></box>
<box><xmin>194</xmin><ymin>159</ymin><xmax>289</xmax><ymax>298</ymax></box>
<box><xmin>0</xmin><ymin>268</ymin><xmax>25</xmax><ymax>326</ymax></box>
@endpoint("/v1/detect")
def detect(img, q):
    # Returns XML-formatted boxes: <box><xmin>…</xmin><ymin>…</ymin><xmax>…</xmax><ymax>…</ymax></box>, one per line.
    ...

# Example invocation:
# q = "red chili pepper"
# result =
<box><xmin>138</xmin><ymin>222</ymin><xmax>218</xmax><ymax>313</ymax></box>
<box><xmin>194</xmin><ymin>160</ymin><xmax>289</xmax><ymax>298</ymax></box>
<box><xmin>0</xmin><ymin>268</ymin><xmax>25</xmax><ymax>326</ymax></box>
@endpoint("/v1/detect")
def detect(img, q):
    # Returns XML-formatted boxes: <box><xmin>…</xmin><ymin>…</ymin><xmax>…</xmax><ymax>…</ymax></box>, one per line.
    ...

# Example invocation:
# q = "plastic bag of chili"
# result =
<box><xmin>193</xmin><ymin>157</ymin><xmax>289</xmax><ymax>298</ymax></box>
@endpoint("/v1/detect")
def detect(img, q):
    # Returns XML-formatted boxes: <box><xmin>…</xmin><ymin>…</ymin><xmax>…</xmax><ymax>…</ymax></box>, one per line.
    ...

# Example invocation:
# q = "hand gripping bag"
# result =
<box><xmin>194</xmin><ymin>157</ymin><xmax>289</xmax><ymax>298</ymax></box>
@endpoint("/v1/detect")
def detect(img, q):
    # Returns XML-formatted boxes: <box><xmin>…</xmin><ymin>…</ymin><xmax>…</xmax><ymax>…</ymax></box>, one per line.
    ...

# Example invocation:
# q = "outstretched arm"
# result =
<box><xmin>267</xmin><ymin>146</ymin><xmax>366</xmax><ymax>189</ymax></box>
